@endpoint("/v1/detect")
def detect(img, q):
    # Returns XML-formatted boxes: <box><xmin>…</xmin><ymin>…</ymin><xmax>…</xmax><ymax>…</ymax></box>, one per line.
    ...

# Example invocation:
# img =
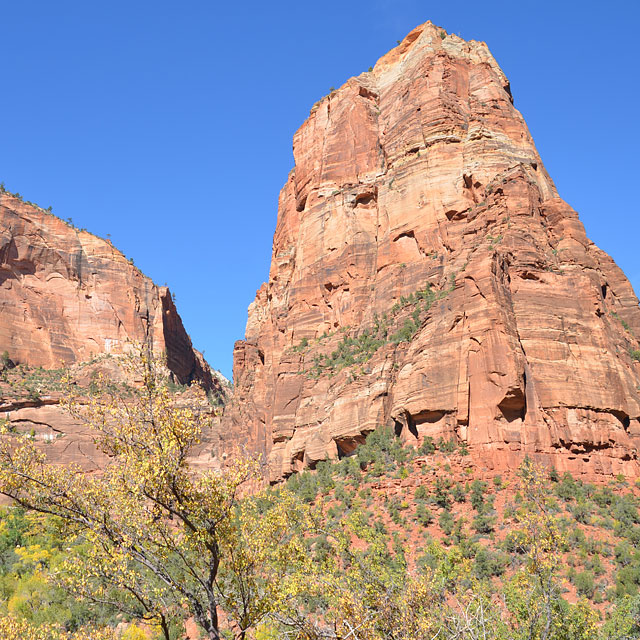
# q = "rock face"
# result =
<box><xmin>0</xmin><ymin>191</ymin><xmax>223</xmax><ymax>472</ymax></box>
<box><xmin>0</xmin><ymin>191</ymin><xmax>211</xmax><ymax>388</ymax></box>
<box><xmin>223</xmin><ymin>22</ymin><xmax>640</xmax><ymax>481</ymax></box>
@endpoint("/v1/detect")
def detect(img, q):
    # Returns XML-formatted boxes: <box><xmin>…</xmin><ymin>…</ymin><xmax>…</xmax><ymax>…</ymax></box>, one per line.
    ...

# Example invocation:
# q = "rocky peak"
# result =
<box><xmin>0</xmin><ymin>189</ymin><xmax>223</xmax><ymax>471</ymax></box>
<box><xmin>223</xmin><ymin>23</ymin><xmax>640</xmax><ymax>481</ymax></box>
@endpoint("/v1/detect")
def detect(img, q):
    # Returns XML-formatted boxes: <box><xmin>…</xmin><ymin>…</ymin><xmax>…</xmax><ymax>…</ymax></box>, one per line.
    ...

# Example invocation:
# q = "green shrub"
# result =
<box><xmin>571</xmin><ymin>500</ymin><xmax>592</xmax><ymax>524</ymax></box>
<box><xmin>451</xmin><ymin>483</ymin><xmax>466</xmax><ymax>503</ymax></box>
<box><xmin>613</xmin><ymin>495</ymin><xmax>640</xmax><ymax>526</ymax></box>
<box><xmin>390</xmin><ymin>318</ymin><xmax>418</xmax><ymax>344</ymax></box>
<box><xmin>556</xmin><ymin>473</ymin><xmax>579</xmax><ymax>501</ymax></box>
<box><xmin>307</xmin><ymin>282</ymin><xmax>452</xmax><ymax>377</ymax></box>
<box><xmin>292</xmin><ymin>337</ymin><xmax>309</xmax><ymax>352</ymax></box>
<box><xmin>574</xmin><ymin>570</ymin><xmax>596</xmax><ymax>599</ymax></box>
<box><xmin>433</xmin><ymin>478</ymin><xmax>451</xmax><ymax>509</ymax></box>
<box><xmin>567</xmin><ymin>527</ymin><xmax>586</xmax><ymax>549</ymax></box>
<box><xmin>437</xmin><ymin>438</ymin><xmax>456</xmax><ymax>453</ymax></box>
<box><xmin>474</xmin><ymin>547</ymin><xmax>508</xmax><ymax>579</ymax></box>
<box><xmin>472</xmin><ymin>513</ymin><xmax>495</xmax><ymax>535</ymax></box>
<box><xmin>585</xmin><ymin>554</ymin><xmax>605</xmax><ymax>577</ymax></box>
<box><xmin>416</xmin><ymin>551</ymin><xmax>439</xmax><ymax>573</ymax></box>
<box><xmin>616</xmin><ymin>564</ymin><xmax>640</xmax><ymax>597</ymax></box>
<box><xmin>418</xmin><ymin>437</ymin><xmax>435</xmax><ymax>455</ymax></box>
<box><xmin>439</xmin><ymin>510</ymin><xmax>454</xmax><ymax>536</ymax></box>
<box><xmin>415</xmin><ymin>503</ymin><xmax>434</xmax><ymax>527</ymax></box>
<box><xmin>287</xmin><ymin>471</ymin><xmax>318</xmax><ymax>504</ymax></box>
<box><xmin>356</xmin><ymin>426</ymin><xmax>408</xmax><ymax>474</ymax></box>
<box><xmin>615</xmin><ymin>542</ymin><xmax>635</xmax><ymax>567</ymax></box>
<box><xmin>308</xmin><ymin>329</ymin><xmax>386</xmax><ymax>376</ymax></box>
<box><xmin>470</xmin><ymin>480</ymin><xmax>487</xmax><ymax>511</ymax></box>
<box><xmin>334</xmin><ymin>484</ymin><xmax>352</xmax><ymax>509</ymax></box>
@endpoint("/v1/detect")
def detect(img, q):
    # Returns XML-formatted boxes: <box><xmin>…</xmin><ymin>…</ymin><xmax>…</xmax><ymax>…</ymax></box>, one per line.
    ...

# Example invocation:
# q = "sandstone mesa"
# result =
<box><xmin>1</xmin><ymin>22</ymin><xmax>639</xmax><ymax>483</ymax></box>
<box><xmin>0</xmin><ymin>190</ymin><xmax>224</xmax><ymax>469</ymax></box>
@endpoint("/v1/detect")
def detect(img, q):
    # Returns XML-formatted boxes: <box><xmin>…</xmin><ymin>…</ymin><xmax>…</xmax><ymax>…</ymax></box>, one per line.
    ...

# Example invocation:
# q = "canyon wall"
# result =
<box><xmin>0</xmin><ymin>191</ymin><xmax>211</xmax><ymax>386</ymax></box>
<box><xmin>0</xmin><ymin>191</ymin><xmax>221</xmax><ymax>470</ymax></box>
<box><xmin>223</xmin><ymin>22</ymin><xmax>640</xmax><ymax>480</ymax></box>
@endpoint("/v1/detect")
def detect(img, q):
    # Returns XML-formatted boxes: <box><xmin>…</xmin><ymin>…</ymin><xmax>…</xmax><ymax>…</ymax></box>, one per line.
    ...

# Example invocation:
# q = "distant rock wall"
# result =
<box><xmin>223</xmin><ymin>22</ymin><xmax>640</xmax><ymax>480</ymax></box>
<box><xmin>0</xmin><ymin>192</ymin><xmax>211</xmax><ymax>387</ymax></box>
<box><xmin>0</xmin><ymin>191</ymin><xmax>223</xmax><ymax>471</ymax></box>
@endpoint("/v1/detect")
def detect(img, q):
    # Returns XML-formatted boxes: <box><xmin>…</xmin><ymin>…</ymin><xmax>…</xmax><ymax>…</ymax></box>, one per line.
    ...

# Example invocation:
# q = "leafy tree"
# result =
<box><xmin>451</xmin><ymin>483</ymin><xmax>466</xmax><ymax>503</ymax></box>
<box><xmin>433</xmin><ymin>478</ymin><xmax>451</xmax><ymax>509</ymax></box>
<box><xmin>0</xmin><ymin>614</ymin><xmax>115</xmax><ymax>640</ymax></box>
<box><xmin>418</xmin><ymin>436</ymin><xmax>435</xmax><ymax>455</ymax></box>
<box><xmin>504</xmin><ymin>459</ymin><xmax>570</xmax><ymax>640</ymax></box>
<box><xmin>415</xmin><ymin>502</ymin><xmax>433</xmax><ymax>527</ymax></box>
<box><xmin>0</xmin><ymin>349</ymin><xmax>307</xmax><ymax>640</ymax></box>
<box><xmin>471</xmin><ymin>512</ymin><xmax>495</xmax><ymax>535</ymax></box>
<box><xmin>474</xmin><ymin>547</ymin><xmax>508</xmax><ymax>579</ymax></box>
<box><xmin>574</xmin><ymin>570</ymin><xmax>595</xmax><ymax>599</ymax></box>
<box><xmin>601</xmin><ymin>595</ymin><xmax>640</xmax><ymax>638</ymax></box>
<box><xmin>439</xmin><ymin>510</ymin><xmax>455</xmax><ymax>537</ymax></box>
<box><xmin>470</xmin><ymin>480</ymin><xmax>487</xmax><ymax>511</ymax></box>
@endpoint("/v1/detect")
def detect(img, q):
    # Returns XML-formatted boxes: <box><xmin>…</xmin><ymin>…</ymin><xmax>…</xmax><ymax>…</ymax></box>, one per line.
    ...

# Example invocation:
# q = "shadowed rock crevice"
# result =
<box><xmin>498</xmin><ymin>381</ymin><xmax>527</xmax><ymax>424</ymax></box>
<box><xmin>335</xmin><ymin>433</ymin><xmax>367</xmax><ymax>459</ymax></box>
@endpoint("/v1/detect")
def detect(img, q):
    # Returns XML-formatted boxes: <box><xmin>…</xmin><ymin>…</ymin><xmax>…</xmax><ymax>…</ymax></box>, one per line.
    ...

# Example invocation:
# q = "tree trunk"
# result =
<box><xmin>159</xmin><ymin>617</ymin><xmax>171</xmax><ymax>640</ymax></box>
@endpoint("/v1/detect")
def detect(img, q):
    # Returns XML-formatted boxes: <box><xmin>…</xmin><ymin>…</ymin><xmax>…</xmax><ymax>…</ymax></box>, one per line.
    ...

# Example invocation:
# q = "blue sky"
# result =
<box><xmin>1</xmin><ymin>0</ymin><xmax>638</xmax><ymax>378</ymax></box>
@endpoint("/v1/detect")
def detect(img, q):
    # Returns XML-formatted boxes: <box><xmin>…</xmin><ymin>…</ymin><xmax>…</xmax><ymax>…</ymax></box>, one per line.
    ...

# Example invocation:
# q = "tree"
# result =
<box><xmin>0</xmin><ymin>348</ymin><xmax>307</xmax><ymax>640</ymax></box>
<box><xmin>502</xmin><ymin>458</ymin><xmax>600</xmax><ymax>640</ymax></box>
<box><xmin>270</xmin><ymin>504</ymin><xmax>510</xmax><ymax>640</ymax></box>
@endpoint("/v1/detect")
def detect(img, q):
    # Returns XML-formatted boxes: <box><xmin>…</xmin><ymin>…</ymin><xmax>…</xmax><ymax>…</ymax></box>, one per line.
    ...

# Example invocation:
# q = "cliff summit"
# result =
<box><xmin>223</xmin><ymin>22</ymin><xmax>640</xmax><ymax>481</ymax></box>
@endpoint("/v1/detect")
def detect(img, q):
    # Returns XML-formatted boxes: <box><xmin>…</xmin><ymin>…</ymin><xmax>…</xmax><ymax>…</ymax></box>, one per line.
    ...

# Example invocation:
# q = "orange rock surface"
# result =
<box><xmin>0</xmin><ymin>192</ymin><xmax>211</xmax><ymax>387</ymax></box>
<box><xmin>223</xmin><ymin>22</ymin><xmax>640</xmax><ymax>481</ymax></box>
<box><xmin>0</xmin><ymin>191</ymin><xmax>223</xmax><ymax>471</ymax></box>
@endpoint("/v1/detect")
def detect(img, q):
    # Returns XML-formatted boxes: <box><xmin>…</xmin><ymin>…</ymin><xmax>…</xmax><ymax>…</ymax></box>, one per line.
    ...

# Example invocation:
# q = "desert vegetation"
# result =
<box><xmin>0</xmin><ymin>353</ymin><xmax>640</xmax><ymax>639</ymax></box>
<box><xmin>302</xmin><ymin>280</ymin><xmax>456</xmax><ymax>378</ymax></box>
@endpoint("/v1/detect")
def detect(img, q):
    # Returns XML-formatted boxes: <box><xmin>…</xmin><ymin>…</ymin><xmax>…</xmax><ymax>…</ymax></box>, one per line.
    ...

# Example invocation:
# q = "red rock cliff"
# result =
<box><xmin>223</xmin><ymin>22</ymin><xmax>640</xmax><ymax>480</ymax></box>
<box><xmin>0</xmin><ymin>191</ymin><xmax>212</xmax><ymax>388</ymax></box>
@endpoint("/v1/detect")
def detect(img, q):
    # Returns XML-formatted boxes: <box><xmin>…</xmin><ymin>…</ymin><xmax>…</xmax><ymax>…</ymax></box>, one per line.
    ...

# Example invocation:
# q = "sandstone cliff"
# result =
<box><xmin>0</xmin><ymin>190</ymin><xmax>211</xmax><ymax>386</ymax></box>
<box><xmin>0</xmin><ymin>190</ymin><xmax>222</xmax><ymax>469</ymax></box>
<box><xmin>223</xmin><ymin>22</ymin><xmax>640</xmax><ymax>480</ymax></box>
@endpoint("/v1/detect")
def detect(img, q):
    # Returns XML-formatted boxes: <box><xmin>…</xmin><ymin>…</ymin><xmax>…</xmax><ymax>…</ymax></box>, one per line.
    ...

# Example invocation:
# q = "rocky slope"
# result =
<box><xmin>283</xmin><ymin>431</ymin><xmax>640</xmax><ymax>611</ymax></box>
<box><xmin>0</xmin><ymin>190</ymin><xmax>222</xmax><ymax>469</ymax></box>
<box><xmin>223</xmin><ymin>22</ymin><xmax>640</xmax><ymax>481</ymax></box>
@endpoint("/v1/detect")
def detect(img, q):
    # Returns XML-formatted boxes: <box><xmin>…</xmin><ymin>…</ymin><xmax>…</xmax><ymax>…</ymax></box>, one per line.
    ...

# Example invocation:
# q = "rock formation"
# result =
<box><xmin>0</xmin><ymin>190</ymin><xmax>222</xmax><ymax>470</ymax></box>
<box><xmin>223</xmin><ymin>22</ymin><xmax>640</xmax><ymax>481</ymax></box>
<box><xmin>0</xmin><ymin>190</ymin><xmax>211</xmax><ymax>387</ymax></box>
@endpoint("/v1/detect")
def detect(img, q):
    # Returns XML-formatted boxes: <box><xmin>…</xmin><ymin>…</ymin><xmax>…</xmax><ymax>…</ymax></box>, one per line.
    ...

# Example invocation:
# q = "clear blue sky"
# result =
<box><xmin>1</xmin><ymin>0</ymin><xmax>638</xmax><ymax>379</ymax></box>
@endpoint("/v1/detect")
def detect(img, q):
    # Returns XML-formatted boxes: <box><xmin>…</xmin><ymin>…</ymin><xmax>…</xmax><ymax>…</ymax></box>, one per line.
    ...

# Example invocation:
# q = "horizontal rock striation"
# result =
<box><xmin>223</xmin><ymin>22</ymin><xmax>640</xmax><ymax>480</ymax></box>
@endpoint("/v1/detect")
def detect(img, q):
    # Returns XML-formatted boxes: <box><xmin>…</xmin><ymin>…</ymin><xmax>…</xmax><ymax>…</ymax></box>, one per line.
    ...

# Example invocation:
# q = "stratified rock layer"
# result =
<box><xmin>0</xmin><ymin>192</ymin><xmax>211</xmax><ymax>387</ymax></box>
<box><xmin>223</xmin><ymin>22</ymin><xmax>640</xmax><ymax>480</ymax></box>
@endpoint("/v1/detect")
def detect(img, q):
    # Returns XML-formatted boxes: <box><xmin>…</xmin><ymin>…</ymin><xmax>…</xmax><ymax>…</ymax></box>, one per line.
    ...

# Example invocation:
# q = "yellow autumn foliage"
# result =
<box><xmin>0</xmin><ymin>614</ymin><xmax>115</xmax><ymax>640</ymax></box>
<box><xmin>121</xmin><ymin>622</ymin><xmax>151</xmax><ymax>640</ymax></box>
<box><xmin>0</xmin><ymin>347</ymin><xmax>311</xmax><ymax>640</ymax></box>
